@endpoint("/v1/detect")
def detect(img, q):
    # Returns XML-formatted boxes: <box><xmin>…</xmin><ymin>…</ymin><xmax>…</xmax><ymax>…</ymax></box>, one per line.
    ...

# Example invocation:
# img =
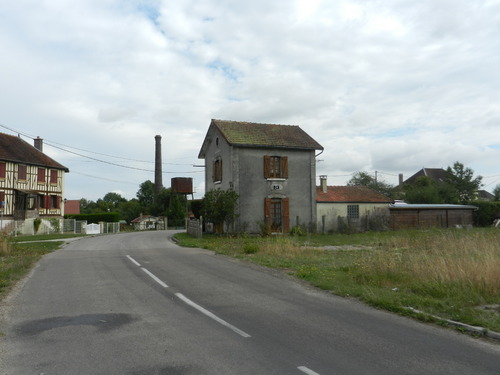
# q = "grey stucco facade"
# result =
<box><xmin>199</xmin><ymin>120</ymin><xmax>322</xmax><ymax>234</ymax></box>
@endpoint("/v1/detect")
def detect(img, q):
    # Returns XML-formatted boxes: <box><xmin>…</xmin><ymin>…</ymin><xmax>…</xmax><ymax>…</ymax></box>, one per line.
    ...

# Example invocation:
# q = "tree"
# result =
<box><xmin>445</xmin><ymin>161</ymin><xmax>483</xmax><ymax>204</ymax></box>
<box><xmin>403</xmin><ymin>176</ymin><xmax>445</xmax><ymax>204</ymax></box>
<box><xmin>493</xmin><ymin>184</ymin><xmax>500</xmax><ymax>201</ymax></box>
<box><xmin>136</xmin><ymin>180</ymin><xmax>155</xmax><ymax>213</ymax></box>
<box><xmin>347</xmin><ymin>171</ymin><xmax>395</xmax><ymax>198</ymax></box>
<box><xmin>102</xmin><ymin>192</ymin><xmax>126</xmax><ymax>208</ymax></box>
<box><xmin>202</xmin><ymin>189</ymin><xmax>239</xmax><ymax>234</ymax></box>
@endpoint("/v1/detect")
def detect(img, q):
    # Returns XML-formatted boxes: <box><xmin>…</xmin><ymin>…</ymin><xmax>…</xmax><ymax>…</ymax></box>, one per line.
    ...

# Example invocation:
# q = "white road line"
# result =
<box><xmin>175</xmin><ymin>293</ymin><xmax>251</xmax><ymax>338</ymax></box>
<box><xmin>126</xmin><ymin>255</ymin><xmax>141</xmax><ymax>267</ymax></box>
<box><xmin>141</xmin><ymin>268</ymin><xmax>169</xmax><ymax>288</ymax></box>
<box><xmin>298</xmin><ymin>366</ymin><xmax>321</xmax><ymax>375</ymax></box>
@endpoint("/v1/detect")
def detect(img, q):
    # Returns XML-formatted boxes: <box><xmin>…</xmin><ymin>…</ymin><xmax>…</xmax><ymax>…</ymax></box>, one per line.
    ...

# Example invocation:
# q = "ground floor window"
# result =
<box><xmin>347</xmin><ymin>204</ymin><xmax>359</xmax><ymax>219</ymax></box>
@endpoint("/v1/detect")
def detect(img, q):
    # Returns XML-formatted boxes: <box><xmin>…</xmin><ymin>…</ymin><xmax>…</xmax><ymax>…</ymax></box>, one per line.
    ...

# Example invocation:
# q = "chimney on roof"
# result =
<box><xmin>34</xmin><ymin>136</ymin><xmax>43</xmax><ymax>152</ymax></box>
<box><xmin>320</xmin><ymin>175</ymin><xmax>328</xmax><ymax>193</ymax></box>
<box><xmin>154</xmin><ymin>135</ymin><xmax>163</xmax><ymax>198</ymax></box>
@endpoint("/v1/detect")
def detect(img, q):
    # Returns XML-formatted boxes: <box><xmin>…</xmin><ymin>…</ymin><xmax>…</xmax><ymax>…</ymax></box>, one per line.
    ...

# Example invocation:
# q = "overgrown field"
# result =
<box><xmin>175</xmin><ymin>229</ymin><xmax>500</xmax><ymax>333</ymax></box>
<box><xmin>0</xmin><ymin>234</ymin><xmax>63</xmax><ymax>299</ymax></box>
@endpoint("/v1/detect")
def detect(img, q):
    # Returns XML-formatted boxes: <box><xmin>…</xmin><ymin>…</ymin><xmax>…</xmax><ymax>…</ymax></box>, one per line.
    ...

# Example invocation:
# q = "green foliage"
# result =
<box><xmin>167</xmin><ymin>193</ymin><xmax>186</xmax><ymax>227</ymax></box>
<box><xmin>445</xmin><ymin>161</ymin><xmax>483</xmax><ymax>204</ymax></box>
<box><xmin>202</xmin><ymin>189</ymin><xmax>239</xmax><ymax>233</ymax></box>
<box><xmin>65</xmin><ymin>212</ymin><xmax>120</xmax><ymax>223</ymax></box>
<box><xmin>474</xmin><ymin>201</ymin><xmax>500</xmax><ymax>226</ymax></box>
<box><xmin>347</xmin><ymin>171</ymin><xmax>395</xmax><ymax>198</ymax></box>
<box><xmin>493</xmin><ymin>184</ymin><xmax>500</xmax><ymax>201</ymax></box>
<box><xmin>33</xmin><ymin>218</ymin><xmax>42</xmax><ymax>233</ymax></box>
<box><xmin>136</xmin><ymin>180</ymin><xmax>155</xmax><ymax>211</ymax></box>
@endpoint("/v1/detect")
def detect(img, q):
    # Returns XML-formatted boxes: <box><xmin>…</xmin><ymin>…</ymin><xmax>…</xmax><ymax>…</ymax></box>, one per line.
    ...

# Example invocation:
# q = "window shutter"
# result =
<box><xmin>38</xmin><ymin>168</ymin><xmax>46</xmax><ymax>183</ymax></box>
<box><xmin>282</xmin><ymin>198</ymin><xmax>290</xmax><ymax>232</ymax></box>
<box><xmin>264</xmin><ymin>156</ymin><xmax>271</xmax><ymax>178</ymax></box>
<box><xmin>44</xmin><ymin>195</ymin><xmax>50</xmax><ymax>209</ymax></box>
<box><xmin>56</xmin><ymin>196</ymin><xmax>61</xmax><ymax>209</ymax></box>
<box><xmin>264</xmin><ymin>198</ymin><xmax>271</xmax><ymax>229</ymax></box>
<box><xmin>219</xmin><ymin>159</ymin><xmax>222</xmax><ymax>181</ymax></box>
<box><xmin>212</xmin><ymin>161</ymin><xmax>215</xmax><ymax>182</ymax></box>
<box><xmin>0</xmin><ymin>163</ymin><xmax>5</xmax><ymax>179</ymax></box>
<box><xmin>281</xmin><ymin>157</ymin><xmax>288</xmax><ymax>179</ymax></box>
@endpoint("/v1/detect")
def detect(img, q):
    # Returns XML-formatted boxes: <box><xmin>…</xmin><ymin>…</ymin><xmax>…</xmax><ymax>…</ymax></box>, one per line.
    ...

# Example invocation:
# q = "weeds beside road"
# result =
<box><xmin>0</xmin><ymin>234</ymin><xmax>83</xmax><ymax>300</ymax></box>
<box><xmin>175</xmin><ymin>228</ymin><xmax>500</xmax><ymax>335</ymax></box>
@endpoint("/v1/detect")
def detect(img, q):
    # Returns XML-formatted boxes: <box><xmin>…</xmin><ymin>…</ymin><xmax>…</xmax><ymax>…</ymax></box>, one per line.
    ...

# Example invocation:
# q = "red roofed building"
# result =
<box><xmin>316</xmin><ymin>176</ymin><xmax>393</xmax><ymax>233</ymax></box>
<box><xmin>0</xmin><ymin>133</ymin><xmax>69</xmax><ymax>229</ymax></box>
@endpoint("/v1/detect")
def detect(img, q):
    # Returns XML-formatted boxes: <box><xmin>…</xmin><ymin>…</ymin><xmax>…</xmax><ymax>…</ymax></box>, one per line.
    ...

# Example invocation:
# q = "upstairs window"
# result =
<box><xmin>264</xmin><ymin>156</ymin><xmax>288</xmax><ymax>179</ymax></box>
<box><xmin>18</xmin><ymin>165</ymin><xmax>27</xmax><ymax>180</ymax></box>
<box><xmin>212</xmin><ymin>158</ymin><xmax>222</xmax><ymax>182</ymax></box>
<box><xmin>37</xmin><ymin>168</ymin><xmax>46</xmax><ymax>183</ymax></box>
<box><xmin>50</xmin><ymin>170</ymin><xmax>58</xmax><ymax>184</ymax></box>
<box><xmin>0</xmin><ymin>163</ymin><xmax>5</xmax><ymax>179</ymax></box>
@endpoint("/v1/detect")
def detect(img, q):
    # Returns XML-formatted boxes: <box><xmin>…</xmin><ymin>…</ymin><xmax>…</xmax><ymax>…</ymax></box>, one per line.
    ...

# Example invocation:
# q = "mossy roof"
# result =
<box><xmin>199</xmin><ymin>119</ymin><xmax>323</xmax><ymax>158</ymax></box>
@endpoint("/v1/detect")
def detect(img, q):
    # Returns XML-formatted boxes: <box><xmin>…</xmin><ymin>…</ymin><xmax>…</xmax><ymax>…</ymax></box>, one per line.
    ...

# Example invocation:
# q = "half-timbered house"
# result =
<box><xmin>0</xmin><ymin>133</ymin><xmax>69</xmax><ymax>227</ymax></box>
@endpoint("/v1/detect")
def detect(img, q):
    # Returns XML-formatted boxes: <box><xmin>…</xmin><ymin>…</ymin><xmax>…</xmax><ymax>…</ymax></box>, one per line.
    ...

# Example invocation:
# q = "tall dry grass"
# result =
<box><xmin>364</xmin><ymin>230</ymin><xmax>500</xmax><ymax>297</ymax></box>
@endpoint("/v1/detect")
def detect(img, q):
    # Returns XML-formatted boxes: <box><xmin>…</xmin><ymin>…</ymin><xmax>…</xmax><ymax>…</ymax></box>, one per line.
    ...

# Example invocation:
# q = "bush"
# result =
<box><xmin>65</xmin><ymin>212</ymin><xmax>120</xmax><ymax>223</ymax></box>
<box><xmin>474</xmin><ymin>201</ymin><xmax>500</xmax><ymax>227</ymax></box>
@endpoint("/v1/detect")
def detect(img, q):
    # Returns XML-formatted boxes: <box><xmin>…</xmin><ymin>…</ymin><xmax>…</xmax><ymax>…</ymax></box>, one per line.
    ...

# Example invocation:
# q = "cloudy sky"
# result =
<box><xmin>1</xmin><ymin>0</ymin><xmax>499</xmax><ymax>201</ymax></box>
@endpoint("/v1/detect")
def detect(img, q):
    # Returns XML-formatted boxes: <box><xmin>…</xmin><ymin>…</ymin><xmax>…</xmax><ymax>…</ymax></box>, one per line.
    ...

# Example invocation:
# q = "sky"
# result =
<box><xmin>1</xmin><ymin>0</ymin><xmax>499</xmax><ymax>201</ymax></box>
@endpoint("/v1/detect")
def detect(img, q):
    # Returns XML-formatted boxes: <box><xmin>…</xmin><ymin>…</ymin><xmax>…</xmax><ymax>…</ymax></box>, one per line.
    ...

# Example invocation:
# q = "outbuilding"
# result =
<box><xmin>389</xmin><ymin>203</ymin><xmax>478</xmax><ymax>230</ymax></box>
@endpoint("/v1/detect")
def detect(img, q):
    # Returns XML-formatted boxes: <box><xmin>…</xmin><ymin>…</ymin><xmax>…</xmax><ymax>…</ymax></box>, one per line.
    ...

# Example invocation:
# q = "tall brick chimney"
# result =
<box><xmin>154</xmin><ymin>135</ymin><xmax>163</xmax><ymax>197</ymax></box>
<box><xmin>34</xmin><ymin>136</ymin><xmax>43</xmax><ymax>152</ymax></box>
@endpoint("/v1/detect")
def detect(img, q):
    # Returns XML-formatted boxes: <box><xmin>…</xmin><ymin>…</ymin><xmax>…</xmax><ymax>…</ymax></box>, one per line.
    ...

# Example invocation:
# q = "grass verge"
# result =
<box><xmin>0</xmin><ymin>234</ymin><xmax>64</xmax><ymax>300</ymax></box>
<box><xmin>175</xmin><ymin>229</ymin><xmax>500</xmax><ymax>334</ymax></box>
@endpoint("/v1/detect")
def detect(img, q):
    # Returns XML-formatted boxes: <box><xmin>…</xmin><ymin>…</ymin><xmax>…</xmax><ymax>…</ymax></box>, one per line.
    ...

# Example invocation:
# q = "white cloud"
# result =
<box><xmin>0</xmin><ymin>0</ymin><xmax>499</xmax><ymax>200</ymax></box>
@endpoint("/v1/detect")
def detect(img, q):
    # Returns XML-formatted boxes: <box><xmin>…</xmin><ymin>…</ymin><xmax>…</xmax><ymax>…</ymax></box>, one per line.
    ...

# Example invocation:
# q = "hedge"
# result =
<box><xmin>65</xmin><ymin>212</ymin><xmax>120</xmax><ymax>223</ymax></box>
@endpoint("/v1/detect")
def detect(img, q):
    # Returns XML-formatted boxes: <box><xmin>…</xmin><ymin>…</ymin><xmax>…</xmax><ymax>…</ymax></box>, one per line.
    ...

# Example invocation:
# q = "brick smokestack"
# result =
<box><xmin>154</xmin><ymin>135</ymin><xmax>163</xmax><ymax>197</ymax></box>
<box><xmin>34</xmin><ymin>136</ymin><xmax>43</xmax><ymax>152</ymax></box>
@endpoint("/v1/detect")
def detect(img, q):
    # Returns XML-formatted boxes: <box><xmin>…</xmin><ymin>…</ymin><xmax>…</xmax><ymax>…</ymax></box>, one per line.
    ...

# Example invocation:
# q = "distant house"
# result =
<box><xmin>403</xmin><ymin>167</ymin><xmax>448</xmax><ymax>185</ymax></box>
<box><xmin>198</xmin><ymin>119</ymin><xmax>323</xmax><ymax>234</ymax></box>
<box><xmin>0</xmin><ymin>133</ymin><xmax>69</xmax><ymax>228</ymax></box>
<box><xmin>316</xmin><ymin>176</ymin><xmax>393</xmax><ymax>233</ymax></box>
<box><xmin>131</xmin><ymin>215</ymin><xmax>165</xmax><ymax>230</ymax></box>
<box><xmin>477</xmin><ymin>190</ymin><xmax>495</xmax><ymax>202</ymax></box>
<box><xmin>64</xmin><ymin>200</ymin><xmax>81</xmax><ymax>215</ymax></box>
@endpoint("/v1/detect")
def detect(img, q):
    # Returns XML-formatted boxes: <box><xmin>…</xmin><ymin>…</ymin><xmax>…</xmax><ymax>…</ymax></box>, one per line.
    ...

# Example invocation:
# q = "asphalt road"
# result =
<box><xmin>0</xmin><ymin>231</ymin><xmax>499</xmax><ymax>374</ymax></box>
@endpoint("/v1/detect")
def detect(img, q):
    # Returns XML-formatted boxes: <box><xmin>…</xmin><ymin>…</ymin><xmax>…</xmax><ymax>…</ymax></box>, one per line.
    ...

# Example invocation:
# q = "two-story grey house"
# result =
<box><xmin>198</xmin><ymin>119</ymin><xmax>323</xmax><ymax>234</ymax></box>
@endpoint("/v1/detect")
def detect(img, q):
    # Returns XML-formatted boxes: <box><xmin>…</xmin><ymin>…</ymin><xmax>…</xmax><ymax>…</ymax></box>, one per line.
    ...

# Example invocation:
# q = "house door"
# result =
<box><xmin>265</xmin><ymin>198</ymin><xmax>290</xmax><ymax>233</ymax></box>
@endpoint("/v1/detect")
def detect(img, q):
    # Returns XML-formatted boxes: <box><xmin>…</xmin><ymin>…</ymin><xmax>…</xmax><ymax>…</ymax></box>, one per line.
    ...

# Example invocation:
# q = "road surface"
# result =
<box><xmin>0</xmin><ymin>231</ymin><xmax>498</xmax><ymax>374</ymax></box>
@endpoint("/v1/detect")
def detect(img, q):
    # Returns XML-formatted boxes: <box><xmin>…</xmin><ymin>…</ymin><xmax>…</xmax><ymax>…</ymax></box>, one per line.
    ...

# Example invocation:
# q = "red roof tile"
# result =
<box><xmin>317</xmin><ymin>185</ymin><xmax>393</xmax><ymax>203</ymax></box>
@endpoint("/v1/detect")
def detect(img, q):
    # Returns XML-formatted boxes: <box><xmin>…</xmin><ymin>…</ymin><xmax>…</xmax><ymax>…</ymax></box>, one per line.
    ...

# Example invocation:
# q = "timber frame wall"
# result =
<box><xmin>0</xmin><ymin>161</ymin><xmax>65</xmax><ymax>219</ymax></box>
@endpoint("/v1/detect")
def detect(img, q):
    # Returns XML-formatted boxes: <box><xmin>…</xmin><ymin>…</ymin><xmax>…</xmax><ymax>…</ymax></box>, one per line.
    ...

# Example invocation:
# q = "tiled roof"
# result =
<box><xmin>199</xmin><ymin>119</ymin><xmax>323</xmax><ymax>157</ymax></box>
<box><xmin>317</xmin><ymin>185</ymin><xmax>393</xmax><ymax>203</ymax></box>
<box><xmin>0</xmin><ymin>133</ymin><xmax>69</xmax><ymax>172</ymax></box>
<box><xmin>404</xmin><ymin>168</ymin><xmax>448</xmax><ymax>184</ymax></box>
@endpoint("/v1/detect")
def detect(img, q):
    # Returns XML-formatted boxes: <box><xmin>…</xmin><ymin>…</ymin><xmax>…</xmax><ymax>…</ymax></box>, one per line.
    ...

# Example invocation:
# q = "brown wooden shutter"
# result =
<box><xmin>212</xmin><ymin>161</ymin><xmax>215</xmax><ymax>182</ymax></box>
<box><xmin>38</xmin><ymin>168</ymin><xmax>46</xmax><ymax>183</ymax></box>
<box><xmin>0</xmin><ymin>163</ymin><xmax>5</xmax><ymax>179</ymax></box>
<box><xmin>281</xmin><ymin>157</ymin><xmax>288</xmax><ymax>179</ymax></box>
<box><xmin>44</xmin><ymin>195</ymin><xmax>50</xmax><ymax>209</ymax></box>
<box><xmin>264</xmin><ymin>156</ymin><xmax>271</xmax><ymax>178</ymax></box>
<box><xmin>264</xmin><ymin>198</ymin><xmax>271</xmax><ymax>229</ymax></box>
<box><xmin>282</xmin><ymin>198</ymin><xmax>290</xmax><ymax>232</ymax></box>
<box><xmin>219</xmin><ymin>159</ymin><xmax>222</xmax><ymax>181</ymax></box>
<box><xmin>56</xmin><ymin>196</ymin><xmax>61</xmax><ymax>209</ymax></box>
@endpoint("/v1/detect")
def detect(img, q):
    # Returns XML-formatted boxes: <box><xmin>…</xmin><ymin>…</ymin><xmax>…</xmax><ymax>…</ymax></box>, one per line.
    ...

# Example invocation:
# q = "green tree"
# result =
<box><xmin>403</xmin><ymin>176</ymin><xmax>444</xmax><ymax>204</ymax></box>
<box><xmin>347</xmin><ymin>171</ymin><xmax>395</xmax><ymax>198</ymax></box>
<box><xmin>102</xmin><ymin>192</ymin><xmax>127</xmax><ymax>208</ymax></box>
<box><xmin>202</xmin><ymin>189</ymin><xmax>239</xmax><ymax>234</ymax></box>
<box><xmin>445</xmin><ymin>161</ymin><xmax>483</xmax><ymax>204</ymax></box>
<box><xmin>493</xmin><ymin>184</ymin><xmax>500</xmax><ymax>201</ymax></box>
<box><xmin>136</xmin><ymin>180</ymin><xmax>155</xmax><ymax>213</ymax></box>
